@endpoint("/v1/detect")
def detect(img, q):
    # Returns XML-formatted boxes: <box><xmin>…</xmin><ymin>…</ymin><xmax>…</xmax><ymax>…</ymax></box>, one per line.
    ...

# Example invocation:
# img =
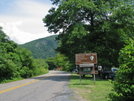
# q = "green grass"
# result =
<box><xmin>69</xmin><ymin>74</ymin><xmax>113</xmax><ymax>101</ymax></box>
<box><xmin>0</xmin><ymin>77</ymin><xmax>24</xmax><ymax>84</ymax></box>
<box><xmin>0</xmin><ymin>71</ymin><xmax>49</xmax><ymax>84</ymax></box>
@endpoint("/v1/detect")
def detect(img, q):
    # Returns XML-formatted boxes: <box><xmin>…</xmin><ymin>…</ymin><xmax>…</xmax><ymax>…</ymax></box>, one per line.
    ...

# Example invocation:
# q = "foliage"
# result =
<box><xmin>34</xmin><ymin>58</ymin><xmax>49</xmax><ymax>75</ymax></box>
<box><xmin>43</xmin><ymin>0</ymin><xmax>134</xmax><ymax>70</ymax></box>
<box><xmin>108</xmin><ymin>38</ymin><xmax>134</xmax><ymax>101</ymax></box>
<box><xmin>19</xmin><ymin>35</ymin><xmax>59</xmax><ymax>59</ymax></box>
<box><xmin>0</xmin><ymin>27</ymin><xmax>49</xmax><ymax>83</ymax></box>
<box><xmin>45</xmin><ymin>57</ymin><xmax>57</xmax><ymax>70</ymax></box>
<box><xmin>44</xmin><ymin>53</ymin><xmax>72</xmax><ymax>71</ymax></box>
<box><xmin>55</xmin><ymin>54</ymin><xmax>72</xmax><ymax>71</ymax></box>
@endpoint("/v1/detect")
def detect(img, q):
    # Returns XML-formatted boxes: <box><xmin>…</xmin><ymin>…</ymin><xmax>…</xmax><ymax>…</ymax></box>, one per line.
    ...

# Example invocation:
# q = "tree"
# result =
<box><xmin>34</xmin><ymin>58</ymin><xmax>49</xmax><ymax>75</ymax></box>
<box><xmin>55</xmin><ymin>54</ymin><xmax>66</xmax><ymax>68</ymax></box>
<box><xmin>0</xmin><ymin>27</ymin><xmax>18</xmax><ymax>79</ymax></box>
<box><xmin>43</xmin><ymin>0</ymin><xmax>134</xmax><ymax>70</ymax></box>
<box><xmin>109</xmin><ymin>38</ymin><xmax>134</xmax><ymax>101</ymax></box>
<box><xmin>45</xmin><ymin>57</ymin><xmax>56</xmax><ymax>70</ymax></box>
<box><xmin>55</xmin><ymin>53</ymin><xmax>71</xmax><ymax>71</ymax></box>
<box><xmin>0</xmin><ymin>27</ymin><xmax>9</xmax><ymax>43</ymax></box>
<box><xmin>0</xmin><ymin>27</ymin><xmax>49</xmax><ymax>81</ymax></box>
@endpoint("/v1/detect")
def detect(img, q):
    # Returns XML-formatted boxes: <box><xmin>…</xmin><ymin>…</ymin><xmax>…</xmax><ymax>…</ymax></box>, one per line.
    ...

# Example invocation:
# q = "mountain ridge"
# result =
<box><xmin>19</xmin><ymin>35</ymin><xmax>59</xmax><ymax>59</ymax></box>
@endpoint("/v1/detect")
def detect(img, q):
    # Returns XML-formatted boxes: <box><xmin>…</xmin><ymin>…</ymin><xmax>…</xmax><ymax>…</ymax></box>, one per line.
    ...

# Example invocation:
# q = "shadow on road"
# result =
<box><xmin>26</xmin><ymin>71</ymin><xmax>72</xmax><ymax>82</ymax></box>
<box><xmin>25</xmin><ymin>71</ymin><xmax>108</xmax><ymax>84</ymax></box>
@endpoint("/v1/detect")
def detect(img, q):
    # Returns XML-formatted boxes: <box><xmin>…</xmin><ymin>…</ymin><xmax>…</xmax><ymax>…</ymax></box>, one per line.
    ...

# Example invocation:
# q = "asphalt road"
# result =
<box><xmin>0</xmin><ymin>71</ymin><xmax>77</xmax><ymax>101</ymax></box>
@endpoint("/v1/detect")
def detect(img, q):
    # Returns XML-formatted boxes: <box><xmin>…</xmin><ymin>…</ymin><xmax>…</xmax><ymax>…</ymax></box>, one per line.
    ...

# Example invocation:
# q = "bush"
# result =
<box><xmin>34</xmin><ymin>58</ymin><xmax>49</xmax><ymax>75</ymax></box>
<box><xmin>109</xmin><ymin>38</ymin><xmax>134</xmax><ymax>101</ymax></box>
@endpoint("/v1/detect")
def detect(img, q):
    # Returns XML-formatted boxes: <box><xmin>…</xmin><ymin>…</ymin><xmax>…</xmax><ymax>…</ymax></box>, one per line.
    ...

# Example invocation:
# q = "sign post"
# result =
<box><xmin>78</xmin><ymin>65</ymin><xmax>81</xmax><ymax>85</ymax></box>
<box><xmin>91</xmin><ymin>64</ymin><xmax>98</xmax><ymax>85</ymax></box>
<box><xmin>93</xmin><ymin>66</ymin><xmax>95</xmax><ymax>85</ymax></box>
<box><xmin>80</xmin><ymin>74</ymin><xmax>81</xmax><ymax>85</ymax></box>
<box><xmin>94</xmin><ymin>73</ymin><xmax>95</xmax><ymax>85</ymax></box>
<box><xmin>75</xmin><ymin>53</ymin><xmax>98</xmax><ymax>85</ymax></box>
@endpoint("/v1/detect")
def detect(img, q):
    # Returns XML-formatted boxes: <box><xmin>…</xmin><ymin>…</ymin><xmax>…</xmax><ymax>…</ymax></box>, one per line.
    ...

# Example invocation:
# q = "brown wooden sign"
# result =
<box><xmin>75</xmin><ymin>53</ymin><xmax>97</xmax><ymax>65</ymax></box>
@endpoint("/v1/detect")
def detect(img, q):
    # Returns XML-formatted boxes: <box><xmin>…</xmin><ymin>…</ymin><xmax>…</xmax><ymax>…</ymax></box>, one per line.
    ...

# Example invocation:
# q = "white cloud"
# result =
<box><xmin>16</xmin><ymin>0</ymin><xmax>51</xmax><ymax>17</ymax></box>
<box><xmin>0</xmin><ymin>21</ymin><xmax>54</xmax><ymax>44</ymax></box>
<box><xmin>0</xmin><ymin>0</ymin><xmax>55</xmax><ymax>44</ymax></box>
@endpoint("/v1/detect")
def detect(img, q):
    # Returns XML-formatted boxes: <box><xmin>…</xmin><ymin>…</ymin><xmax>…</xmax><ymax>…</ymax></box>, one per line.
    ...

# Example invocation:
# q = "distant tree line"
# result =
<box><xmin>45</xmin><ymin>53</ymin><xmax>73</xmax><ymax>71</ymax></box>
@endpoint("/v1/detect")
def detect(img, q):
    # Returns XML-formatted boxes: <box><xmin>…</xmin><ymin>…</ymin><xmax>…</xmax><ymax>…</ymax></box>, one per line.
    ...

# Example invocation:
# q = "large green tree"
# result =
<box><xmin>43</xmin><ymin>0</ymin><xmax>134</xmax><ymax>68</ymax></box>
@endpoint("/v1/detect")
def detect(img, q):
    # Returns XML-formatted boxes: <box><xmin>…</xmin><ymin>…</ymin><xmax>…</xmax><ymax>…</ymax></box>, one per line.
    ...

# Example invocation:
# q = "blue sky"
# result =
<box><xmin>0</xmin><ymin>0</ymin><xmax>55</xmax><ymax>44</ymax></box>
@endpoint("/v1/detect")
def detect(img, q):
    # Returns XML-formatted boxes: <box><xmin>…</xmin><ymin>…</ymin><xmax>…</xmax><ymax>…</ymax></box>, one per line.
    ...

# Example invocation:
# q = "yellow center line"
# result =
<box><xmin>0</xmin><ymin>72</ymin><xmax>56</xmax><ymax>94</ymax></box>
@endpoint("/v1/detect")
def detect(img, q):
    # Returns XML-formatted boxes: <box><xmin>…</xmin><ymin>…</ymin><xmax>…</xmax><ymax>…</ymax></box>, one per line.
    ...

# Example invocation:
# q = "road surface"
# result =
<box><xmin>0</xmin><ymin>71</ymin><xmax>77</xmax><ymax>101</ymax></box>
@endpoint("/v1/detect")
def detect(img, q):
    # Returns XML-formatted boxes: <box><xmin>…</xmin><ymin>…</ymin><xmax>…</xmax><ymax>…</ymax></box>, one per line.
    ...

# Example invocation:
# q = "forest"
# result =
<box><xmin>0</xmin><ymin>27</ymin><xmax>49</xmax><ymax>83</ymax></box>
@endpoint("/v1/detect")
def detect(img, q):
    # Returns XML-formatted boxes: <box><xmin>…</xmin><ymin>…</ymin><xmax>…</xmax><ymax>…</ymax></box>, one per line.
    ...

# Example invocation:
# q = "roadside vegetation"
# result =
<box><xmin>108</xmin><ymin>38</ymin><xmax>134</xmax><ymax>100</ymax></box>
<box><xmin>45</xmin><ymin>54</ymin><xmax>72</xmax><ymax>71</ymax></box>
<box><xmin>0</xmin><ymin>27</ymin><xmax>49</xmax><ymax>83</ymax></box>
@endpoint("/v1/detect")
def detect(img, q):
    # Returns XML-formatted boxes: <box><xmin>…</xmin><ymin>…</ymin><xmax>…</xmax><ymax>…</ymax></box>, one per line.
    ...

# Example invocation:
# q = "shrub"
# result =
<box><xmin>109</xmin><ymin>38</ymin><xmax>134</xmax><ymax>101</ymax></box>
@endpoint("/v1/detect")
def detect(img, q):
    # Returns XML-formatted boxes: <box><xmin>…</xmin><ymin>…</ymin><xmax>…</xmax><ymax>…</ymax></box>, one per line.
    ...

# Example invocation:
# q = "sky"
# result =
<box><xmin>0</xmin><ymin>0</ymin><xmax>55</xmax><ymax>44</ymax></box>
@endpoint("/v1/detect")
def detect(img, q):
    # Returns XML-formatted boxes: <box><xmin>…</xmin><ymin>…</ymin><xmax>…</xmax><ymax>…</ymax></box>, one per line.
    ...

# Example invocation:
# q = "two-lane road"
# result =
<box><xmin>0</xmin><ymin>71</ymin><xmax>77</xmax><ymax>101</ymax></box>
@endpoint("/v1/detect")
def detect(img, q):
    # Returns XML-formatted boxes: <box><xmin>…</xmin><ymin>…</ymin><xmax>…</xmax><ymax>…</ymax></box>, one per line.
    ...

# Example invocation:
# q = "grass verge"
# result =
<box><xmin>0</xmin><ymin>71</ymin><xmax>49</xmax><ymax>84</ymax></box>
<box><xmin>69</xmin><ymin>74</ymin><xmax>113</xmax><ymax>101</ymax></box>
<box><xmin>0</xmin><ymin>77</ymin><xmax>24</xmax><ymax>84</ymax></box>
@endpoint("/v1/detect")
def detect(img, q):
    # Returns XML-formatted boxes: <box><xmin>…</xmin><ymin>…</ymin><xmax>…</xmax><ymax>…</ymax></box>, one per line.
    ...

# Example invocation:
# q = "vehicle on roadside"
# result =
<box><xmin>109</xmin><ymin>68</ymin><xmax>118</xmax><ymax>80</ymax></box>
<box><xmin>100</xmin><ymin>67</ymin><xmax>118</xmax><ymax>80</ymax></box>
<box><xmin>72</xmin><ymin>69</ymin><xmax>78</xmax><ymax>73</ymax></box>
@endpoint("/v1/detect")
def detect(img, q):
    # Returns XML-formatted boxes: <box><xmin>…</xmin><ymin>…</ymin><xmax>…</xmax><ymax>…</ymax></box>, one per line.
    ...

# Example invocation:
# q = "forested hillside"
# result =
<box><xmin>19</xmin><ymin>35</ymin><xmax>59</xmax><ymax>59</ymax></box>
